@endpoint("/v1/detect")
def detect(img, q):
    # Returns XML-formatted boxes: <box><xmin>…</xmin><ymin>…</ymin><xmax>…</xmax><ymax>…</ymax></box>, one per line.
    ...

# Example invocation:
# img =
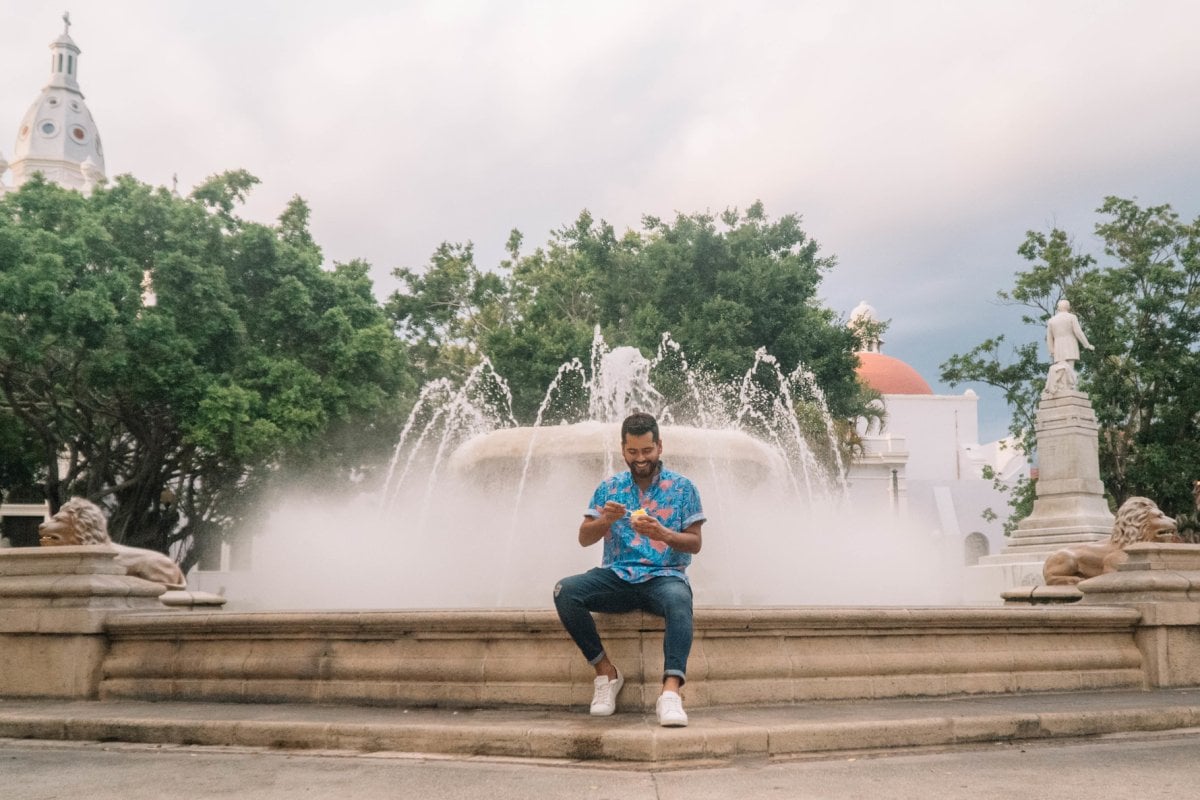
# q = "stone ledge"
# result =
<box><xmin>102</xmin><ymin>605</ymin><xmax>1143</xmax><ymax>639</ymax></box>
<box><xmin>0</xmin><ymin>546</ymin><xmax>128</xmax><ymax>577</ymax></box>
<box><xmin>159</xmin><ymin>590</ymin><xmax>228</xmax><ymax>609</ymax></box>
<box><xmin>0</xmin><ymin>573</ymin><xmax>166</xmax><ymax>599</ymax></box>
<box><xmin>2</xmin><ymin>690</ymin><xmax>1200</xmax><ymax>762</ymax></box>
<box><xmin>1002</xmin><ymin>585</ymin><xmax>1083</xmax><ymax>604</ymax></box>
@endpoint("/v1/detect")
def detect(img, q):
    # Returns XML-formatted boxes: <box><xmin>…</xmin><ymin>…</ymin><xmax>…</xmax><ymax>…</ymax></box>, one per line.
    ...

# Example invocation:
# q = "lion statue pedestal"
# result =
<box><xmin>1043</xmin><ymin>497</ymin><xmax>1180</xmax><ymax>586</ymax></box>
<box><xmin>1077</xmin><ymin>542</ymin><xmax>1200</xmax><ymax>688</ymax></box>
<box><xmin>0</xmin><ymin>545</ymin><xmax>167</xmax><ymax>698</ymax></box>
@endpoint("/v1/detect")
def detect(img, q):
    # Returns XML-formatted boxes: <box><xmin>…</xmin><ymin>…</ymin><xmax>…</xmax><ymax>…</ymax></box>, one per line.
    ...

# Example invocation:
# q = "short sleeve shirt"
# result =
<box><xmin>583</xmin><ymin>464</ymin><xmax>706</xmax><ymax>583</ymax></box>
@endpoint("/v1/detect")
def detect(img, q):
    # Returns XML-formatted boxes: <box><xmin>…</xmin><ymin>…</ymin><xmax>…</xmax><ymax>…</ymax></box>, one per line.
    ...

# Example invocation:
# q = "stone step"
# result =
<box><xmin>2</xmin><ymin>689</ymin><xmax>1199</xmax><ymax>763</ymax></box>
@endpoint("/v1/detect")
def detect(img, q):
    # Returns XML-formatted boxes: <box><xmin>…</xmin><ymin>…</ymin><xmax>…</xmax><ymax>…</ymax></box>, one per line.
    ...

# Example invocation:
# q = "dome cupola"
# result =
<box><xmin>9</xmin><ymin>13</ymin><xmax>106</xmax><ymax>192</ymax></box>
<box><xmin>848</xmin><ymin>300</ymin><xmax>883</xmax><ymax>353</ymax></box>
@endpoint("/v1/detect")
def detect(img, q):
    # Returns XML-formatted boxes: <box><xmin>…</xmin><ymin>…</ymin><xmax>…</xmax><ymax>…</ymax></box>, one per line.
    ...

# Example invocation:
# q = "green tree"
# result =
<box><xmin>386</xmin><ymin>240</ymin><xmax>509</xmax><ymax>384</ymax></box>
<box><xmin>0</xmin><ymin>173</ymin><xmax>412</xmax><ymax>569</ymax></box>
<box><xmin>388</xmin><ymin>202</ymin><xmax>874</xmax><ymax>467</ymax></box>
<box><xmin>941</xmin><ymin>196</ymin><xmax>1200</xmax><ymax>525</ymax></box>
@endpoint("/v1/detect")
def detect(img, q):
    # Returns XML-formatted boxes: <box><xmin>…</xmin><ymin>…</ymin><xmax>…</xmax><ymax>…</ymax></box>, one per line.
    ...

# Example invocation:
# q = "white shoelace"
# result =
<box><xmin>593</xmin><ymin>680</ymin><xmax>616</xmax><ymax>706</ymax></box>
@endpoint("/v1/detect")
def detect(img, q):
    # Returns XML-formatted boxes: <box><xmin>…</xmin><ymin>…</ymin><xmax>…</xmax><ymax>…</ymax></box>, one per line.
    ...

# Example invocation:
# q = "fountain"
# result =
<box><xmin>6</xmin><ymin>330</ymin><xmax>1190</xmax><ymax>735</ymax></box>
<box><xmin>224</xmin><ymin>331</ymin><xmax>965</xmax><ymax>609</ymax></box>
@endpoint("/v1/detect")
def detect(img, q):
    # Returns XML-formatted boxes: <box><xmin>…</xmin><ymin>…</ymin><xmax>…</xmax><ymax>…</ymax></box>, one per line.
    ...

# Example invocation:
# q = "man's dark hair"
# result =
<box><xmin>621</xmin><ymin>412</ymin><xmax>659</xmax><ymax>444</ymax></box>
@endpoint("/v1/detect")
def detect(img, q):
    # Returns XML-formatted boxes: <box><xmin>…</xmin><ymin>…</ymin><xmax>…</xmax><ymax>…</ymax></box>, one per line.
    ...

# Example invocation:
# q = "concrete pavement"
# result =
<box><xmin>3</xmin><ymin>728</ymin><xmax>1200</xmax><ymax>800</ymax></box>
<box><xmin>2</xmin><ymin>687</ymin><xmax>1200</xmax><ymax>764</ymax></box>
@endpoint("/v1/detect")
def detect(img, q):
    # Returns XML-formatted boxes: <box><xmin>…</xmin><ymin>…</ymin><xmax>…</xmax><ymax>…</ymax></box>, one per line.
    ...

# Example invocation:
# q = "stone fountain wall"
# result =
<box><xmin>6</xmin><ymin>543</ymin><xmax>1200</xmax><ymax>708</ymax></box>
<box><xmin>96</xmin><ymin>606</ymin><xmax>1143</xmax><ymax>711</ymax></box>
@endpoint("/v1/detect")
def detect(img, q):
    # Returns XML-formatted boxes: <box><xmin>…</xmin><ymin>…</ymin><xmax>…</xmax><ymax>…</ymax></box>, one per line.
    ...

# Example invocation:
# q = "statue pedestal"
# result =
<box><xmin>0</xmin><ymin>546</ymin><xmax>165</xmax><ymax>698</ymax></box>
<box><xmin>1079</xmin><ymin>543</ymin><xmax>1200</xmax><ymax>687</ymax></box>
<box><xmin>1007</xmin><ymin>389</ymin><xmax>1113</xmax><ymax>551</ymax></box>
<box><xmin>967</xmin><ymin>390</ymin><xmax>1113</xmax><ymax>603</ymax></box>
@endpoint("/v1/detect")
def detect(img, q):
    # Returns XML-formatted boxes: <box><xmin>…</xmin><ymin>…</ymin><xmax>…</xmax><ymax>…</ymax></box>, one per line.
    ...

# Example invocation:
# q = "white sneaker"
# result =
<box><xmin>656</xmin><ymin>691</ymin><xmax>688</xmax><ymax>727</ymax></box>
<box><xmin>590</xmin><ymin>671</ymin><xmax>624</xmax><ymax>716</ymax></box>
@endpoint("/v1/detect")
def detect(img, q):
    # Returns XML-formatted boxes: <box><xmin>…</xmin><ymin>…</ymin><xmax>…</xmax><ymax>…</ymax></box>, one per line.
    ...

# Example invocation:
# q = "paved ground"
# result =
<box><xmin>3</xmin><ymin>729</ymin><xmax>1198</xmax><ymax>800</ymax></box>
<box><xmin>4</xmin><ymin>688</ymin><xmax>1200</xmax><ymax>798</ymax></box>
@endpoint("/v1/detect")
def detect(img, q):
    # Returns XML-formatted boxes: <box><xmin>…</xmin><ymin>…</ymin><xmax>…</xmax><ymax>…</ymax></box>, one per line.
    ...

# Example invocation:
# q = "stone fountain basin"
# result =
<box><xmin>447</xmin><ymin>422</ymin><xmax>786</xmax><ymax>489</ymax></box>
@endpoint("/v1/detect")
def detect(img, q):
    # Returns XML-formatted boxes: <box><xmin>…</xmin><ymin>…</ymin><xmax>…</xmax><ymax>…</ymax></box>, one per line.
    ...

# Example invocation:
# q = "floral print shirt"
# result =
<box><xmin>583</xmin><ymin>463</ymin><xmax>706</xmax><ymax>583</ymax></box>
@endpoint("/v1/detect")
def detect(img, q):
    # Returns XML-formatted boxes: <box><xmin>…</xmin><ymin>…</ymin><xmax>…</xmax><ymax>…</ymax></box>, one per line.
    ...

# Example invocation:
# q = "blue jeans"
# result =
<box><xmin>553</xmin><ymin>567</ymin><xmax>694</xmax><ymax>685</ymax></box>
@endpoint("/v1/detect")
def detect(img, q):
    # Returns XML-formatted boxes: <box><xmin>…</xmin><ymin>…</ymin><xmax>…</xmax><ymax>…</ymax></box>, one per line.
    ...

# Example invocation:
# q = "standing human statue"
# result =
<box><xmin>553</xmin><ymin>412</ymin><xmax>705</xmax><ymax>727</ymax></box>
<box><xmin>1044</xmin><ymin>299</ymin><xmax>1095</xmax><ymax>394</ymax></box>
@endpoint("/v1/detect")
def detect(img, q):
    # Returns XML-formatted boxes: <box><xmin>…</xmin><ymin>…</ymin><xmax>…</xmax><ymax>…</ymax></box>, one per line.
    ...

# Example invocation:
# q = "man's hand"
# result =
<box><xmin>579</xmin><ymin>501</ymin><xmax>627</xmax><ymax>547</ymax></box>
<box><xmin>633</xmin><ymin>514</ymin><xmax>704</xmax><ymax>555</ymax></box>
<box><xmin>631</xmin><ymin>512</ymin><xmax>666</xmax><ymax>542</ymax></box>
<box><xmin>599</xmin><ymin>501</ymin><xmax>626</xmax><ymax>524</ymax></box>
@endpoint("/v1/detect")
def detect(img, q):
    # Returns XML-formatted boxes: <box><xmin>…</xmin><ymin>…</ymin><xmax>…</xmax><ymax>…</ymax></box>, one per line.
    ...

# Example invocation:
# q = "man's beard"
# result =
<box><xmin>628</xmin><ymin>459</ymin><xmax>659</xmax><ymax>480</ymax></box>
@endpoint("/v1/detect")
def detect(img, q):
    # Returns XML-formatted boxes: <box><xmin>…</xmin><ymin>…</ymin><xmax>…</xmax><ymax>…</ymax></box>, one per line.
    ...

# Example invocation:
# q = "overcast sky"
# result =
<box><xmin>3</xmin><ymin>1</ymin><xmax>1199</xmax><ymax>439</ymax></box>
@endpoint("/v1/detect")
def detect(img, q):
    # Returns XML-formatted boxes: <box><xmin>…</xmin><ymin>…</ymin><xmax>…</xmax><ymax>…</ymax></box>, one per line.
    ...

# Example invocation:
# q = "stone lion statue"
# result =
<box><xmin>38</xmin><ymin>497</ymin><xmax>186</xmax><ymax>589</ymax></box>
<box><xmin>1042</xmin><ymin>496</ymin><xmax>1180</xmax><ymax>585</ymax></box>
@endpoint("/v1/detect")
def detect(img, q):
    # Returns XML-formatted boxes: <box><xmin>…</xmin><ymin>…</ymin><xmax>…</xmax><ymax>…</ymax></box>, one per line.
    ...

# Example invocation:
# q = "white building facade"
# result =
<box><xmin>847</xmin><ymin>301</ymin><xmax>1028</xmax><ymax>567</ymax></box>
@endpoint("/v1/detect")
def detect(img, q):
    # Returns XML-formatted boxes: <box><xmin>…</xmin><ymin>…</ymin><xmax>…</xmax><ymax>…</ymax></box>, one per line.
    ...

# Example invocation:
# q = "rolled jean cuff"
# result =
<box><xmin>588</xmin><ymin>650</ymin><xmax>606</xmax><ymax>666</ymax></box>
<box><xmin>663</xmin><ymin>668</ymin><xmax>686</xmax><ymax>685</ymax></box>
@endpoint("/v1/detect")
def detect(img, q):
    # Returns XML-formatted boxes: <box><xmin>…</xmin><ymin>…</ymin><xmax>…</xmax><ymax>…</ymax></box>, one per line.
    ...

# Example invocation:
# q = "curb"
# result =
<box><xmin>3</xmin><ymin>697</ymin><xmax>1200</xmax><ymax>762</ymax></box>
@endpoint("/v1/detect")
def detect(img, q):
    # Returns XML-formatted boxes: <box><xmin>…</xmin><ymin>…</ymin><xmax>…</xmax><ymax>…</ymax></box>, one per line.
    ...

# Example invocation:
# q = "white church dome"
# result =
<box><xmin>849</xmin><ymin>300</ymin><xmax>878</xmax><ymax>325</ymax></box>
<box><xmin>9</xmin><ymin>14</ymin><xmax>106</xmax><ymax>192</ymax></box>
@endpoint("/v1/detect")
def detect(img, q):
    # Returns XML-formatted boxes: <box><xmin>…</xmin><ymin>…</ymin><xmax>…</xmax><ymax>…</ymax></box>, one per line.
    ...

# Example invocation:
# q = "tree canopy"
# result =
<box><xmin>388</xmin><ymin>202</ymin><xmax>870</xmax><ymax>429</ymax></box>
<box><xmin>0</xmin><ymin>173</ymin><xmax>412</xmax><ymax>568</ymax></box>
<box><xmin>941</xmin><ymin>196</ymin><xmax>1200</xmax><ymax>523</ymax></box>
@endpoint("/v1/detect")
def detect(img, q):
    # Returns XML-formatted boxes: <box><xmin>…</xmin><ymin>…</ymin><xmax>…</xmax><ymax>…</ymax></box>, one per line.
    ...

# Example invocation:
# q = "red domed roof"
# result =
<box><xmin>855</xmin><ymin>351</ymin><xmax>933</xmax><ymax>395</ymax></box>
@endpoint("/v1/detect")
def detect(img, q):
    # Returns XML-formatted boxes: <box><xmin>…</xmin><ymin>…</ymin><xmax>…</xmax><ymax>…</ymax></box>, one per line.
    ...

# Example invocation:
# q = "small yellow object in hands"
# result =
<box><xmin>631</xmin><ymin>508</ymin><xmax>648</xmax><ymax>518</ymax></box>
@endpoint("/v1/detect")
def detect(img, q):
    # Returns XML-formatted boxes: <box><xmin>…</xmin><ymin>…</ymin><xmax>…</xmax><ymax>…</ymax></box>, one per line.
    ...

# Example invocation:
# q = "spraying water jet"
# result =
<box><xmin>218</xmin><ymin>330</ymin><xmax>961</xmax><ymax>608</ymax></box>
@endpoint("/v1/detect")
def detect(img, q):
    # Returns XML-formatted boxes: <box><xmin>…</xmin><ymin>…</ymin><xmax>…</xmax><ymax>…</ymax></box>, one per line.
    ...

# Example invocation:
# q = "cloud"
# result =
<box><xmin>3</xmin><ymin>0</ymin><xmax>1199</xmax><ymax>402</ymax></box>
